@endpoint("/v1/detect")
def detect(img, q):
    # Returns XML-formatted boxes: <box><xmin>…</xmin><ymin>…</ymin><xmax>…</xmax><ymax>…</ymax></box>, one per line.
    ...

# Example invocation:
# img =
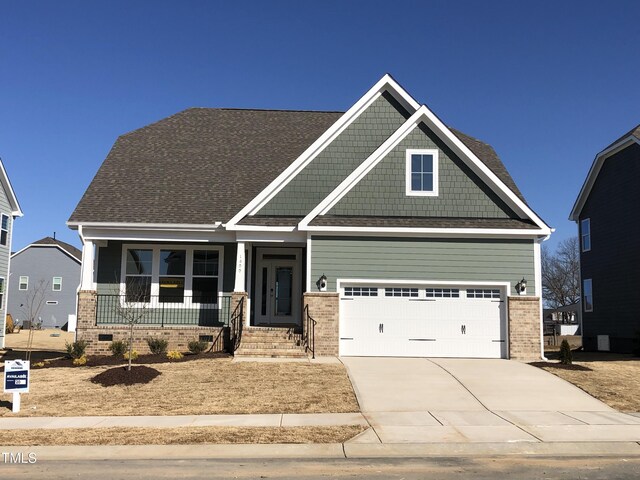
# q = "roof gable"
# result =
<box><xmin>570</xmin><ymin>127</ymin><xmax>640</xmax><ymax>221</ymax></box>
<box><xmin>12</xmin><ymin>237</ymin><xmax>82</xmax><ymax>263</ymax></box>
<box><xmin>324</xmin><ymin>122</ymin><xmax>518</xmax><ymax>219</ymax></box>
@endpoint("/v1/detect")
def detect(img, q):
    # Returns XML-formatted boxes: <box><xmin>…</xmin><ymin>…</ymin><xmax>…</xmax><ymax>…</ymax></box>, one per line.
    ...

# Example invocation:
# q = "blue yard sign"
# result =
<box><xmin>4</xmin><ymin>360</ymin><xmax>30</xmax><ymax>394</ymax></box>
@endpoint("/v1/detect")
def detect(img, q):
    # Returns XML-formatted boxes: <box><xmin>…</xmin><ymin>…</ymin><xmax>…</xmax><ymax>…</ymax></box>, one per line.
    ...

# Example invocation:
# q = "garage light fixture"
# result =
<box><xmin>515</xmin><ymin>277</ymin><xmax>527</xmax><ymax>295</ymax></box>
<box><xmin>316</xmin><ymin>274</ymin><xmax>328</xmax><ymax>292</ymax></box>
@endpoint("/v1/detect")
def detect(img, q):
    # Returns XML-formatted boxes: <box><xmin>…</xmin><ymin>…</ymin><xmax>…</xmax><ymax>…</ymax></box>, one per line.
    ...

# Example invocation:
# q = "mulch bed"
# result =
<box><xmin>31</xmin><ymin>351</ymin><xmax>230</xmax><ymax>370</ymax></box>
<box><xmin>91</xmin><ymin>365</ymin><xmax>161</xmax><ymax>387</ymax></box>
<box><xmin>529</xmin><ymin>361</ymin><xmax>593</xmax><ymax>371</ymax></box>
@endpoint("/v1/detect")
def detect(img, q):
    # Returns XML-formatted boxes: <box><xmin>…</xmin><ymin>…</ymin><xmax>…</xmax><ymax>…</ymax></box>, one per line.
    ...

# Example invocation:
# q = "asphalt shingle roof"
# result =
<box><xmin>69</xmin><ymin>107</ymin><xmax>529</xmax><ymax>225</ymax></box>
<box><xmin>31</xmin><ymin>236</ymin><xmax>82</xmax><ymax>261</ymax></box>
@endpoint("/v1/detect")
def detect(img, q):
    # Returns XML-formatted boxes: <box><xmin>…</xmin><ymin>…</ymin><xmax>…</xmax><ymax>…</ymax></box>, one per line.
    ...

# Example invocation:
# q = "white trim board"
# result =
<box><xmin>299</xmin><ymin>105</ymin><xmax>551</xmax><ymax>234</ymax></box>
<box><xmin>0</xmin><ymin>158</ymin><xmax>23</xmax><ymax>217</ymax></box>
<box><xmin>225</xmin><ymin>74</ymin><xmax>421</xmax><ymax>228</ymax></box>
<box><xmin>569</xmin><ymin>135</ymin><xmax>640</xmax><ymax>221</ymax></box>
<box><xmin>11</xmin><ymin>243</ymin><xmax>82</xmax><ymax>264</ymax></box>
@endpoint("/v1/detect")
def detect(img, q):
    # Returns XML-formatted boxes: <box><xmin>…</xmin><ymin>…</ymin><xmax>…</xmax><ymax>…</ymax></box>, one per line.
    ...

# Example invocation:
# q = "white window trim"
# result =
<box><xmin>405</xmin><ymin>149</ymin><xmax>439</xmax><ymax>197</ymax></box>
<box><xmin>583</xmin><ymin>278</ymin><xmax>593</xmax><ymax>312</ymax></box>
<box><xmin>581</xmin><ymin>218</ymin><xmax>591</xmax><ymax>252</ymax></box>
<box><xmin>19</xmin><ymin>275</ymin><xmax>28</xmax><ymax>291</ymax></box>
<box><xmin>0</xmin><ymin>213</ymin><xmax>9</xmax><ymax>247</ymax></box>
<box><xmin>52</xmin><ymin>277</ymin><xmax>63</xmax><ymax>291</ymax></box>
<box><xmin>120</xmin><ymin>244</ymin><xmax>224</xmax><ymax>309</ymax></box>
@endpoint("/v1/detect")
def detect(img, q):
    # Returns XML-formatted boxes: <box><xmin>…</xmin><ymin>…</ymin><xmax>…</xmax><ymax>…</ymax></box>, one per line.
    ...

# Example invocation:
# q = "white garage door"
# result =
<box><xmin>339</xmin><ymin>284</ymin><xmax>507</xmax><ymax>358</ymax></box>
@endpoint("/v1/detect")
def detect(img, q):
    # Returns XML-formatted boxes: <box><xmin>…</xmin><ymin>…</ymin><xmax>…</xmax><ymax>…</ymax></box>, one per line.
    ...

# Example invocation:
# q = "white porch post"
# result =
<box><xmin>234</xmin><ymin>242</ymin><xmax>245</xmax><ymax>292</ymax></box>
<box><xmin>80</xmin><ymin>240</ymin><xmax>96</xmax><ymax>290</ymax></box>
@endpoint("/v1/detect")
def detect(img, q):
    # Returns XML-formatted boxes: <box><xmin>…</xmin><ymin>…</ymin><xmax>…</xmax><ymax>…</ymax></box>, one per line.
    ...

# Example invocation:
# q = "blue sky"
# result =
<box><xmin>1</xmin><ymin>0</ymin><xmax>638</xmax><ymax>251</ymax></box>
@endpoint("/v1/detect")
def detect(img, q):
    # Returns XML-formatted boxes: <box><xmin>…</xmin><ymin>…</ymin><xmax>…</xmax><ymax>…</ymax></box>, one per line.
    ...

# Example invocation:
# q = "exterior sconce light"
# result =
<box><xmin>515</xmin><ymin>277</ymin><xmax>527</xmax><ymax>295</ymax></box>
<box><xmin>316</xmin><ymin>274</ymin><xmax>328</xmax><ymax>292</ymax></box>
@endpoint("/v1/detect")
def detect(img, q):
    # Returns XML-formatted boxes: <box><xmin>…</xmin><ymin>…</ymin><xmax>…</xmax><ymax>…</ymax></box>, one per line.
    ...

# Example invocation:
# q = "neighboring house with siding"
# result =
<box><xmin>570</xmin><ymin>125</ymin><xmax>640</xmax><ymax>353</ymax></box>
<box><xmin>68</xmin><ymin>74</ymin><xmax>552</xmax><ymax>359</ymax></box>
<box><xmin>7</xmin><ymin>237</ymin><xmax>81</xmax><ymax>330</ymax></box>
<box><xmin>0</xmin><ymin>158</ymin><xmax>23</xmax><ymax>349</ymax></box>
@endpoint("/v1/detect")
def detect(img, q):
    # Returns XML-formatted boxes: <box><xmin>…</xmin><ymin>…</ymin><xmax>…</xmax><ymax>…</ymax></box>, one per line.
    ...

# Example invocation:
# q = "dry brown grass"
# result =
<box><xmin>0</xmin><ymin>425</ymin><xmax>366</xmax><ymax>446</ymax></box>
<box><xmin>4</xmin><ymin>329</ymin><xmax>74</xmax><ymax>351</ymax></box>
<box><xmin>0</xmin><ymin>358</ymin><xmax>359</xmax><ymax>417</ymax></box>
<box><xmin>535</xmin><ymin>352</ymin><xmax>640</xmax><ymax>412</ymax></box>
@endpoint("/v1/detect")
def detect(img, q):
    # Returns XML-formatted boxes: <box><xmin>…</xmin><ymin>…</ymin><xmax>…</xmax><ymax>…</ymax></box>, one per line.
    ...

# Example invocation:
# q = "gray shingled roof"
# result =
<box><xmin>69</xmin><ymin>107</ymin><xmax>528</xmax><ymax>225</ymax></box>
<box><xmin>604</xmin><ymin>124</ymin><xmax>640</xmax><ymax>150</ymax></box>
<box><xmin>31</xmin><ymin>236</ymin><xmax>82</xmax><ymax>262</ymax></box>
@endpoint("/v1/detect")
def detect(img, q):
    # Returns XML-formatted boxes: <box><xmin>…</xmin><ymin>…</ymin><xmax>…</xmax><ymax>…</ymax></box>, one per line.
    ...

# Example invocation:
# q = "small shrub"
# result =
<box><xmin>123</xmin><ymin>350</ymin><xmax>139</xmax><ymax>361</ymax></box>
<box><xmin>109</xmin><ymin>340</ymin><xmax>129</xmax><ymax>357</ymax></box>
<box><xmin>167</xmin><ymin>350</ymin><xmax>183</xmax><ymax>360</ymax></box>
<box><xmin>33</xmin><ymin>362</ymin><xmax>45</xmax><ymax>368</ymax></box>
<box><xmin>73</xmin><ymin>355</ymin><xmax>87</xmax><ymax>366</ymax></box>
<box><xmin>147</xmin><ymin>337</ymin><xmax>169</xmax><ymax>355</ymax></box>
<box><xmin>5</xmin><ymin>315</ymin><xmax>14</xmax><ymax>334</ymax></box>
<box><xmin>66</xmin><ymin>340</ymin><xmax>88</xmax><ymax>359</ymax></box>
<box><xmin>559</xmin><ymin>339</ymin><xmax>573</xmax><ymax>365</ymax></box>
<box><xmin>187</xmin><ymin>340</ymin><xmax>207</xmax><ymax>355</ymax></box>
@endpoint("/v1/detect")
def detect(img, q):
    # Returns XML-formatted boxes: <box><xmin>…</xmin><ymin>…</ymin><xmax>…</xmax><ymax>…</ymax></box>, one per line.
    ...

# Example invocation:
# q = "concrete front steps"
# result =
<box><xmin>234</xmin><ymin>327</ymin><xmax>308</xmax><ymax>358</ymax></box>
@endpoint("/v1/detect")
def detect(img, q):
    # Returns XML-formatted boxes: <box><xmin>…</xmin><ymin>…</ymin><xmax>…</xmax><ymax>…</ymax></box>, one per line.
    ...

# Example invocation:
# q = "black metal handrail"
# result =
<box><xmin>229</xmin><ymin>296</ymin><xmax>244</xmax><ymax>352</ymax></box>
<box><xmin>303</xmin><ymin>304</ymin><xmax>316</xmax><ymax>359</ymax></box>
<box><xmin>95</xmin><ymin>294</ymin><xmax>231</xmax><ymax>327</ymax></box>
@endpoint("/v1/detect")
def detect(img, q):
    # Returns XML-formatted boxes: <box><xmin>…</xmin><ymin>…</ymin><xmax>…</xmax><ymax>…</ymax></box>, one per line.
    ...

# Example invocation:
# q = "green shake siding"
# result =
<box><xmin>311</xmin><ymin>237</ymin><xmax>536</xmax><ymax>296</ymax></box>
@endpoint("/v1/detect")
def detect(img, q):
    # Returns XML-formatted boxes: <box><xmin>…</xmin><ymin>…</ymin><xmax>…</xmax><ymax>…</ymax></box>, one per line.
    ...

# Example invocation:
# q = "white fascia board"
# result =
<box><xmin>234</xmin><ymin>231</ymin><xmax>307</xmax><ymax>243</ymax></box>
<box><xmin>81</xmin><ymin>227</ymin><xmax>235</xmax><ymax>243</ymax></box>
<box><xmin>67</xmin><ymin>221</ymin><xmax>221</xmax><ymax>231</ymax></box>
<box><xmin>337</xmin><ymin>278</ymin><xmax>511</xmax><ymax>289</ymax></box>
<box><xmin>303</xmin><ymin>226</ymin><xmax>548</xmax><ymax>238</ymax></box>
<box><xmin>226</xmin><ymin>225</ymin><xmax>297</xmax><ymax>232</ymax></box>
<box><xmin>569</xmin><ymin>136</ymin><xmax>639</xmax><ymax>221</ymax></box>
<box><xmin>299</xmin><ymin>105</ymin><xmax>551</xmax><ymax>234</ymax></box>
<box><xmin>0</xmin><ymin>159</ymin><xmax>23</xmax><ymax>217</ymax></box>
<box><xmin>11</xmin><ymin>243</ymin><xmax>82</xmax><ymax>264</ymax></box>
<box><xmin>225</xmin><ymin>74</ymin><xmax>421</xmax><ymax>228</ymax></box>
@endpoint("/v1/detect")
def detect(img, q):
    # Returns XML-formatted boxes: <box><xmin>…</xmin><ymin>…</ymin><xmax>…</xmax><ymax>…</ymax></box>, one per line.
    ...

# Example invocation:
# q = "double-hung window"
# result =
<box><xmin>583</xmin><ymin>279</ymin><xmax>593</xmax><ymax>312</ymax></box>
<box><xmin>19</xmin><ymin>276</ymin><xmax>29</xmax><ymax>291</ymax></box>
<box><xmin>125</xmin><ymin>249</ymin><xmax>153</xmax><ymax>302</ymax></box>
<box><xmin>52</xmin><ymin>277</ymin><xmax>62</xmax><ymax>291</ymax></box>
<box><xmin>406</xmin><ymin>149</ymin><xmax>439</xmax><ymax>196</ymax></box>
<box><xmin>581</xmin><ymin>218</ymin><xmax>591</xmax><ymax>252</ymax></box>
<box><xmin>192</xmin><ymin>250</ymin><xmax>219</xmax><ymax>304</ymax></box>
<box><xmin>0</xmin><ymin>278</ymin><xmax>4</xmax><ymax>308</ymax></box>
<box><xmin>0</xmin><ymin>214</ymin><xmax>9</xmax><ymax>246</ymax></box>
<box><xmin>159</xmin><ymin>250</ymin><xmax>186</xmax><ymax>303</ymax></box>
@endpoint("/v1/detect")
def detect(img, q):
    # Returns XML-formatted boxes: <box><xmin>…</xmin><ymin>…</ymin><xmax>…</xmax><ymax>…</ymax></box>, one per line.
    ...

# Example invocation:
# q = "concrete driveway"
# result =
<box><xmin>340</xmin><ymin>357</ymin><xmax>612</xmax><ymax>413</ymax></box>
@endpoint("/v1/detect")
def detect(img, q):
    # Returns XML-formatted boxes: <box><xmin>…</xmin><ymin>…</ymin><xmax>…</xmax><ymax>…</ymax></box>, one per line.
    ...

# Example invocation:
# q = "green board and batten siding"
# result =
<box><xmin>328</xmin><ymin>123</ymin><xmax>516</xmax><ymax>218</ymax></box>
<box><xmin>256</xmin><ymin>92</ymin><xmax>410</xmax><ymax>216</ymax></box>
<box><xmin>310</xmin><ymin>236</ymin><xmax>535</xmax><ymax>295</ymax></box>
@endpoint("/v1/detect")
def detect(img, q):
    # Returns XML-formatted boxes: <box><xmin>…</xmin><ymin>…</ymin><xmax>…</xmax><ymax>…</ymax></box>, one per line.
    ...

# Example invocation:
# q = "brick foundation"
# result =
<box><xmin>76</xmin><ymin>290</ymin><xmax>226</xmax><ymax>356</ymax></box>
<box><xmin>303</xmin><ymin>292</ymin><xmax>339</xmax><ymax>357</ymax></box>
<box><xmin>508</xmin><ymin>296</ymin><xmax>542</xmax><ymax>360</ymax></box>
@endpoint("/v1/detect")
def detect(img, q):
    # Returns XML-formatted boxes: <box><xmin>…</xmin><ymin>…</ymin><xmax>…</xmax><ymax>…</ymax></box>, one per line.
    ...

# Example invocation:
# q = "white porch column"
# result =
<box><xmin>80</xmin><ymin>240</ymin><xmax>96</xmax><ymax>290</ymax></box>
<box><xmin>234</xmin><ymin>242</ymin><xmax>245</xmax><ymax>292</ymax></box>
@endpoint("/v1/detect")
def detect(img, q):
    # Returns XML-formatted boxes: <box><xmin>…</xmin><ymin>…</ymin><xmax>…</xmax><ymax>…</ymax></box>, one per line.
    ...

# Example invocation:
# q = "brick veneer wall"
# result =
<box><xmin>231</xmin><ymin>291</ymin><xmax>248</xmax><ymax>326</ymax></box>
<box><xmin>508</xmin><ymin>296</ymin><xmax>542</xmax><ymax>360</ymax></box>
<box><xmin>303</xmin><ymin>292</ymin><xmax>339</xmax><ymax>356</ymax></box>
<box><xmin>76</xmin><ymin>290</ymin><xmax>226</xmax><ymax>356</ymax></box>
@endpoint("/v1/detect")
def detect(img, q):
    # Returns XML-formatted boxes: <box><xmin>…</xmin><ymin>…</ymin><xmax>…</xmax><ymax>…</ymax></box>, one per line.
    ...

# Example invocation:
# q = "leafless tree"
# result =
<box><xmin>111</xmin><ymin>279</ymin><xmax>152</xmax><ymax>371</ymax></box>
<box><xmin>542</xmin><ymin>237</ymin><xmax>581</xmax><ymax>319</ymax></box>
<box><xmin>20</xmin><ymin>279</ymin><xmax>50</xmax><ymax>361</ymax></box>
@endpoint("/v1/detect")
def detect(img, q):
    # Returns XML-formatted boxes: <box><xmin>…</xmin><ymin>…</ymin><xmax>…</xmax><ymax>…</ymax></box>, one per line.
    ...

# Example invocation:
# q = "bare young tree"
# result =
<box><xmin>111</xmin><ymin>279</ymin><xmax>152</xmax><ymax>371</ymax></box>
<box><xmin>20</xmin><ymin>279</ymin><xmax>50</xmax><ymax>361</ymax></box>
<box><xmin>542</xmin><ymin>236</ymin><xmax>581</xmax><ymax>318</ymax></box>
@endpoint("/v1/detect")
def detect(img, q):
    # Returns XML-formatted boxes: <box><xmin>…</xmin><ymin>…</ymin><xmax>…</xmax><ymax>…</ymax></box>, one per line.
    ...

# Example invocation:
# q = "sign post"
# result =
<box><xmin>4</xmin><ymin>360</ymin><xmax>30</xmax><ymax>413</ymax></box>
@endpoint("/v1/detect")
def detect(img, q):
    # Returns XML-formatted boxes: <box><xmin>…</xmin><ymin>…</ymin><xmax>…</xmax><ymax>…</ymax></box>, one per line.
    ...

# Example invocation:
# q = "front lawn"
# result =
<box><xmin>532</xmin><ymin>351</ymin><xmax>640</xmax><ymax>412</ymax></box>
<box><xmin>0</xmin><ymin>358</ymin><xmax>360</xmax><ymax>417</ymax></box>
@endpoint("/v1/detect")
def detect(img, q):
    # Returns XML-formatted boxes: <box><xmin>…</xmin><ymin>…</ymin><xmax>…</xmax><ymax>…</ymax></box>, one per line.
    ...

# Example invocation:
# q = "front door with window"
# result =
<box><xmin>254</xmin><ymin>248</ymin><xmax>301</xmax><ymax>326</ymax></box>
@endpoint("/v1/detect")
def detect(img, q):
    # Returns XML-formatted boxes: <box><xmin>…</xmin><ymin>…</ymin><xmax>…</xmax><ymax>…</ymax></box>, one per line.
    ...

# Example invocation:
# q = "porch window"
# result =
<box><xmin>192</xmin><ymin>250</ymin><xmax>219</xmax><ymax>304</ymax></box>
<box><xmin>159</xmin><ymin>249</ymin><xmax>186</xmax><ymax>303</ymax></box>
<box><xmin>125</xmin><ymin>249</ymin><xmax>152</xmax><ymax>302</ymax></box>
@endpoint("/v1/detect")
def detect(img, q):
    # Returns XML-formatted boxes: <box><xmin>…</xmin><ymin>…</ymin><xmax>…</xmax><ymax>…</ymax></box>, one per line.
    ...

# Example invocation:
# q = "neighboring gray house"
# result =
<box><xmin>8</xmin><ymin>237</ymin><xmax>81</xmax><ymax>330</ymax></box>
<box><xmin>68</xmin><ymin>74</ymin><xmax>552</xmax><ymax>359</ymax></box>
<box><xmin>0</xmin><ymin>158</ymin><xmax>23</xmax><ymax>349</ymax></box>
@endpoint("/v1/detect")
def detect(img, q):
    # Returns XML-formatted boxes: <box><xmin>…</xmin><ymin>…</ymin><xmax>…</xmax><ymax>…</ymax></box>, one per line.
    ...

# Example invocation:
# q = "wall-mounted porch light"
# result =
<box><xmin>316</xmin><ymin>274</ymin><xmax>328</xmax><ymax>292</ymax></box>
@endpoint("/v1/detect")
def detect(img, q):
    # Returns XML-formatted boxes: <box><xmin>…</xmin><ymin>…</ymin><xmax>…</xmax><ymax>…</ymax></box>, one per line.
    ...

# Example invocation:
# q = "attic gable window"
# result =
<box><xmin>406</xmin><ymin>149</ymin><xmax>439</xmax><ymax>196</ymax></box>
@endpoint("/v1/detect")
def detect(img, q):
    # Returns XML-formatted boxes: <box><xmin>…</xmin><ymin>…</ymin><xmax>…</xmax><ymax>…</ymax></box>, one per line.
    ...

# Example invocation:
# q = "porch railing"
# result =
<box><xmin>303</xmin><ymin>304</ymin><xmax>316</xmax><ymax>359</ymax></box>
<box><xmin>95</xmin><ymin>294</ymin><xmax>232</xmax><ymax>327</ymax></box>
<box><xmin>229</xmin><ymin>296</ymin><xmax>244</xmax><ymax>352</ymax></box>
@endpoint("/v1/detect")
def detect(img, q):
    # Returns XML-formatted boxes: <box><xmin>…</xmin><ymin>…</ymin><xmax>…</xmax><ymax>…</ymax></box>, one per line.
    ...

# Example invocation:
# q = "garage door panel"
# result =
<box><xmin>339</xmin><ymin>284</ymin><xmax>507</xmax><ymax>358</ymax></box>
